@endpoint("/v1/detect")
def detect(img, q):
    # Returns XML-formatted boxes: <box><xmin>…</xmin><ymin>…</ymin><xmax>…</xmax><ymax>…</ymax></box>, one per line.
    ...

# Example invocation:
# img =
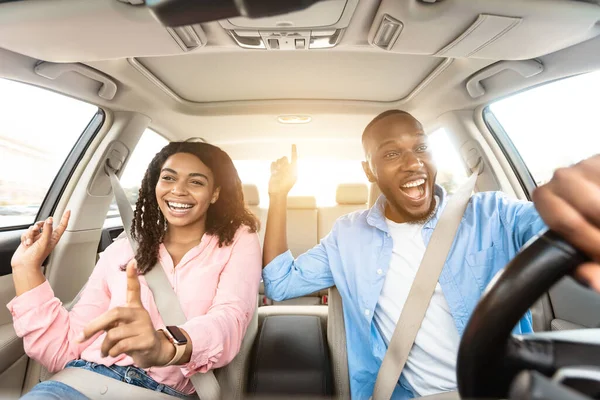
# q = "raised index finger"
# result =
<box><xmin>51</xmin><ymin>210</ymin><xmax>71</xmax><ymax>245</ymax></box>
<box><xmin>291</xmin><ymin>144</ymin><xmax>298</xmax><ymax>166</ymax></box>
<box><xmin>126</xmin><ymin>260</ymin><xmax>143</xmax><ymax>306</ymax></box>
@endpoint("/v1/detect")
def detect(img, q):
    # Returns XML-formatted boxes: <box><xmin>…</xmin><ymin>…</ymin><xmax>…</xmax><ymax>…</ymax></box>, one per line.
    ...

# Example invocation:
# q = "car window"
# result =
<box><xmin>485</xmin><ymin>70</ymin><xmax>600</xmax><ymax>186</ymax></box>
<box><xmin>106</xmin><ymin>129</ymin><xmax>169</xmax><ymax>219</ymax></box>
<box><xmin>235</xmin><ymin>128</ymin><xmax>467</xmax><ymax>206</ymax></box>
<box><xmin>429</xmin><ymin>128</ymin><xmax>468</xmax><ymax>194</ymax></box>
<box><xmin>0</xmin><ymin>78</ymin><xmax>98</xmax><ymax>229</ymax></box>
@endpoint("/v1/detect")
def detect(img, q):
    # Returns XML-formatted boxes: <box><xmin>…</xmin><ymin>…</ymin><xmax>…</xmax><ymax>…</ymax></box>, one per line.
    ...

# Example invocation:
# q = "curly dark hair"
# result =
<box><xmin>129</xmin><ymin>141</ymin><xmax>259</xmax><ymax>274</ymax></box>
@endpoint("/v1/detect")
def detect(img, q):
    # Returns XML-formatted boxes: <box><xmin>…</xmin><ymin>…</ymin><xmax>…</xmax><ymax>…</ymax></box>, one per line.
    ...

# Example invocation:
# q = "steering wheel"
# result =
<box><xmin>456</xmin><ymin>230</ymin><xmax>600</xmax><ymax>399</ymax></box>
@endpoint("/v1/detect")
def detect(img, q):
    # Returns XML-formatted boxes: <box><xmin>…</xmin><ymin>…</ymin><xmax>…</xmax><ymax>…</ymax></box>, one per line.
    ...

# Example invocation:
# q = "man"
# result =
<box><xmin>261</xmin><ymin>110</ymin><xmax>600</xmax><ymax>399</ymax></box>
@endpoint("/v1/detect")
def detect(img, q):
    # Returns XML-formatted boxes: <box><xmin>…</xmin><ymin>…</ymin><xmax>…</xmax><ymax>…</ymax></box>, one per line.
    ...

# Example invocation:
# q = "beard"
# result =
<box><xmin>386</xmin><ymin>194</ymin><xmax>438</xmax><ymax>225</ymax></box>
<box><xmin>407</xmin><ymin>199</ymin><xmax>437</xmax><ymax>225</ymax></box>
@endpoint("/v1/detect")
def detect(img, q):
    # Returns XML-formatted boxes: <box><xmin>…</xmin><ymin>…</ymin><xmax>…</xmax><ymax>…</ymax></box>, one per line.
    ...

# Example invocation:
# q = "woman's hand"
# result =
<box><xmin>533</xmin><ymin>155</ymin><xmax>600</xmax><ymax>291</ymax></box>
<box><xmin>78</xmin><ymin>260</ymin><xmax>176</xmax><ymax>368</ymax></box>
<box><xmin>11</xmin><ymin>211</ymin><xmax>71</xmax><ymax>271</ymax></box>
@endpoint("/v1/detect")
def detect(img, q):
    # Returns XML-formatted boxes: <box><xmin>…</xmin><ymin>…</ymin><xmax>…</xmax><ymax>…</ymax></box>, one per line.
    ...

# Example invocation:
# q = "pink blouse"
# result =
<box><xmin>7</xmin><ymin>226</ymin><xmax>262</xmax><ymax>394</ymax></box>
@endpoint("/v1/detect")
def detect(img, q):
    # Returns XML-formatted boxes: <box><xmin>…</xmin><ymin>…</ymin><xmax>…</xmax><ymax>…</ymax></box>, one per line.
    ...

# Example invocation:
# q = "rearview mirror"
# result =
<box><xmin>146</xmin><ymin>0</ymin><xmax>329</xmax><ymax>27</ymax></box>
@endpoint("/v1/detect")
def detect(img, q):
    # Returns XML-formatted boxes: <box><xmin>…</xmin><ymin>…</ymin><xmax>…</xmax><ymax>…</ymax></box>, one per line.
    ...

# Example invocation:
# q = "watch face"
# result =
<box><xmin>166</xmin><ymin>326</ymin><xmax>188</xmax><ymax>344</ymax></box>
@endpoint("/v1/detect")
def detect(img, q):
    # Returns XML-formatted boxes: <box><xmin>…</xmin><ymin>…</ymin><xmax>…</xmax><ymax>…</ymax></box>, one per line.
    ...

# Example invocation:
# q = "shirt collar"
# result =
<box><xmin>366</xmin><ymin>184</ymin><xmax>448</xmax><ymax>232</ymax></box>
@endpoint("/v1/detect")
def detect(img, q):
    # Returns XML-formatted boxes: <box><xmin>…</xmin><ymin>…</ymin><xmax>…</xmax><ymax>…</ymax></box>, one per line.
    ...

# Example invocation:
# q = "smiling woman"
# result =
<box><xmin>157</xmin><ymin>154</ymin><xmax>218</xmax><ymax>227</ymax></box>
<box><xmin>9</xmin><ymin>141</ymin><xmax>263</xmax><ymax>399</ymax></box>
<box><xmin>131</xmin><ymin>141</ymin><xmax>260</xmax><ymax>273</ymax></box>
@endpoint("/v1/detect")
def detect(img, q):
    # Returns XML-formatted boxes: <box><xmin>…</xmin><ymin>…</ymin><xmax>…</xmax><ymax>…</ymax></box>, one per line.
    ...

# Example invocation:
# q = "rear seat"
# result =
<box><xmin>276</xmin><ymin>195</ymin><xmax>325</xmax><ymax>305</ymax></box>
<box><xmin>318</xmin><ymin>183</ymin><xmax>368</xmax><ymax>239</ymax></box>
<box><xmin>286</xmin><ymin>196</ymin><xmax>318</xmax><ymax>257</ymax></box>
<box><xmin>242</xmin><ymin>185</ymin><xmax>322</xmax><ymax>306</ymax></box>
<box><xmin>242</xmin><ymin>185</ymin><xmax>321</xmax><ymax>255</ymax></box>
<box><xmin>244</xmin><ymin>183</ymin><xmax>369</xmax><ymax>307</ymax></box>
<box><xmin>243</xmin><ymin>184</ymin><xmax>266</xmax><ymax>246</ymax></box>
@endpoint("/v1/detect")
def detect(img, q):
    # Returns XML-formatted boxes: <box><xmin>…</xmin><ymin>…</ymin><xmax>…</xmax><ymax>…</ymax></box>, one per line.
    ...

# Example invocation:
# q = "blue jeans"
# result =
<box><xmin>20</xmin><ymin>359</ymin><xmax>194</xmax><ymax>399</ymax></box>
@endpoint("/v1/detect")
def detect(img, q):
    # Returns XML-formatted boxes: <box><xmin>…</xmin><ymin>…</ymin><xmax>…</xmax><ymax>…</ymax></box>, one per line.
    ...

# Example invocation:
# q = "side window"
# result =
<box><xmin>429</xmin><ymin>128</ymin><xmax>468</xmax><ymax>194</ymax></box>
<box><xmin>485</xmin><ymin>70</ymin><xmax>600</xmax><ymax>186</ymax></box>
<box><xmin>0</xmin><ymin>79</ymin><xmax>98</xmax><ymax>229</ymax></box>
<box><xmin>106</xmin><ymin>129</ymin><xmax>168</xmax><ymax>219</ymax></box>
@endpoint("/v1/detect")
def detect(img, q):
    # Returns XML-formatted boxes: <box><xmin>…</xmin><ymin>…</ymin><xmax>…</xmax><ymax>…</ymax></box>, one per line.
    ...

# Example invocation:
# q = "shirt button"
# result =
<box><xmin>364</xmin><ymin>309</ymin><xmax>370</xmax><ymax>316</ymax></box>
<box><xmin>377</xmin><ymin>269</ymin><xmax>383</xmax><ymax>275</ymax></box>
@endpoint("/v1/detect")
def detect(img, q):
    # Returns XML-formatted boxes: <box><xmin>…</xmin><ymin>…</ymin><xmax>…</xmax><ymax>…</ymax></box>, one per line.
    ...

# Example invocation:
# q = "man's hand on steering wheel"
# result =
<box><xmin>533</xmin><ymin>154</ymin><xmax>600</xmax><ymax>292</ymax></box>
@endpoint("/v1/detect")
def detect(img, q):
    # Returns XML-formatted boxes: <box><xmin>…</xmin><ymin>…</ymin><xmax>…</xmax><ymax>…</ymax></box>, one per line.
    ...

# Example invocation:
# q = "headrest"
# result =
<box><xmin>243</xmin><ymin>184</ymin><xmax>260</xmax><ymax>206</ymax></box>
<box><xmin>287</xmin><ymin>196</ymin><xmax>317</xmax><ymax>209</ymax></box>
<box><xmin>336</xmin><ymin>183</ymin><xmax>368</xmax><ymax>205</ymax></box>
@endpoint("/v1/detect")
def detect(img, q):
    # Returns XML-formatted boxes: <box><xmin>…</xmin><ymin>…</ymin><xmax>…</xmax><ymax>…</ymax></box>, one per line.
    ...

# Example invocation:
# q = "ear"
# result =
<box><xmin>362</xmin><ymin>161</ymin><xmax>377</xmax><ymax>183</ymax></box>
<box><xmin>210</xmin><ymin>187</ymin><xmax>221</xmax><ymax>204</ymax></box>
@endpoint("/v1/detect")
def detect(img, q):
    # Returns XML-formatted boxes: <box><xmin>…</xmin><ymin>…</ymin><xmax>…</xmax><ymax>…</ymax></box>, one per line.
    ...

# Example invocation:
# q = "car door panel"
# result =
<box><xmin>0</xmin><ymin>230</ymin><xmax>25</xmax><ymax>278</ymax></box>
<box><xmin>549</xmin><ymin>277</ymin><xmax>600</xmax><ymax>329</ymax></box>
<box><xmin>0</xmin><ymin>354</ymin><xmax>28</xmax><ymax>398</ymax></box>
<box><xmin>0</xmin><ymin>274</ymin><xmax>24</xmax><ymax>397</ymax></box>
<box><xmin>0</xmin><ymin>324</ymin><xmax>23</xmax><ymax>375</ymax></box>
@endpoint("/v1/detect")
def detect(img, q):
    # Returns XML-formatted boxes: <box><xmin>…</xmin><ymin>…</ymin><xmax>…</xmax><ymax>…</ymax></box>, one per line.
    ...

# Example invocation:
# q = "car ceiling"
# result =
<box><xmin>0</xmin><ymin>0</ymin><xmax>599</xmax><ymax>160</ymax></box>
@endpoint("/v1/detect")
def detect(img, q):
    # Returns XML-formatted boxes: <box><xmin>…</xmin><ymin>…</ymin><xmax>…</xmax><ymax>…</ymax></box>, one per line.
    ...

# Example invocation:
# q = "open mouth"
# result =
<box><xmin>399</xmin><ymin>178</ymin><xmax>427</xmax><ymax>201</ymax></box>
<box><xmin>166</xmin><ymin>201</ymin><xmax>195</xmax><ymax>215</ymax></box>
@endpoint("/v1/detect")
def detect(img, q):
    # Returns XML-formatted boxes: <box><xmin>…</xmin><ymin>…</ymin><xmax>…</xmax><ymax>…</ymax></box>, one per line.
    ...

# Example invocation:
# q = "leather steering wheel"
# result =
<box><xmin>456</xmin><ymin>230</ymin><xmax>590</xmax><ymax>399</ymax></box>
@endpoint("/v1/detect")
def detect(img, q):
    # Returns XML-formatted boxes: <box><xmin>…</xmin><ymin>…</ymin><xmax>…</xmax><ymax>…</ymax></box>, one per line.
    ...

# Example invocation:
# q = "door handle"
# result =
<box><xmin>466</xmin><ymin>60</ymin><xmax>544</xmax><ymax>98</ymax></box>
<box><xmin>34</xmin><ymin>62</ymin><xmax>117</xmax><ymax>100</ymax></box>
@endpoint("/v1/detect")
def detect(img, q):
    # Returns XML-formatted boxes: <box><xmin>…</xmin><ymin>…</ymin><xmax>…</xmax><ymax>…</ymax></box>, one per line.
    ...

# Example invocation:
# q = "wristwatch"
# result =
<box><xmin>159</xmin><ymin>326</ymin><xmax>188</xmax><ymax>366</ymax></box>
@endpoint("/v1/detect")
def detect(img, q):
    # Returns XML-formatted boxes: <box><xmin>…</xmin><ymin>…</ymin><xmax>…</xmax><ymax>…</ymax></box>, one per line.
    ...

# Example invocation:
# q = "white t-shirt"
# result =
<box><xmin>373</xmin><ymin>217</ymin><xmax>460</xmax><ymax>397</ymax></box>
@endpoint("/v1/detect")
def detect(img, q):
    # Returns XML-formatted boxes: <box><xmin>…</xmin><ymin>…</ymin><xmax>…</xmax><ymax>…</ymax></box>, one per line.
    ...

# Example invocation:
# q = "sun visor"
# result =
<box><xmin>434</xmin><ymin>14</ymin><xmax>522</xmax><ymax>58</ymax></box>
<box><xmin>367</xmin><ymin>0</ymin><xmax>600</xmax><ymax>61</ymax></box>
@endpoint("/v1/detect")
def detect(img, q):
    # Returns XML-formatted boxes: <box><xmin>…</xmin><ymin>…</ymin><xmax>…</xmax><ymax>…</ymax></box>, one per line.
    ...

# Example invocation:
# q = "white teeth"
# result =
<box><xmin>167</xmin><ymin>202</ymin><xmax>193</xmax><ymax>209</ymax></box>
<box><xmin>401</xmin><ymin>179</ymin><xmax>425</xmax><ymax>188</ymax></box>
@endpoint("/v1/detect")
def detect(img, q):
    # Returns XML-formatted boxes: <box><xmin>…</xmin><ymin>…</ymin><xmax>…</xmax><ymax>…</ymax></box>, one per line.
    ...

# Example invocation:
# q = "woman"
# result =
<box><xmin>9</xmin><ymin>142</ymin><xmax>262</xmax><ymax>399</ymax></box>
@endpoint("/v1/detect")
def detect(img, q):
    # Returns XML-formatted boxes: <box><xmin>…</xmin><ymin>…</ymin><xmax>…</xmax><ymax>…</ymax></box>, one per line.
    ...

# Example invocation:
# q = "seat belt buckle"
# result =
<box><xmin>260</xmin><ymin>295</ymin><xmax>273</xmax><ymax>306</ymax></box>
<box><xmin>322</xmin><ymin>295</ymin><xmax>328</xmax><ymax>305</ymax></box>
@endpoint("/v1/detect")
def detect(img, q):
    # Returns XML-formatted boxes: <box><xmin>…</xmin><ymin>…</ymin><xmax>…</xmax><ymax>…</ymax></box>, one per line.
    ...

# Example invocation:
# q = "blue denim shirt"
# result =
<box><xmin>262</xmin><ymin>185</ymin><xmax>547</xmax><ymax>399</ymax></box>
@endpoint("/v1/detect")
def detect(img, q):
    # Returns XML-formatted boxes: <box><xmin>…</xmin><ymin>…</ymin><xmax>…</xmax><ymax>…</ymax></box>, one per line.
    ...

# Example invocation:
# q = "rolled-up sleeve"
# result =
<box><xmin>179</xmin><ymin>229</ymin><xmax>262</xmax><ymax>376</ymax></box>
<box><xmin>497</xmin><ymin>192</ymin><xmax>548</xmax><ymax>248</ymax></box>
<box><xmin>262</xmin><ymin>223</ymin><xmax>337</xmax><ymax>302</ymax></box>
<box><xmin>7</xmin><ymin>243</ymin><xmax>114</xmax><ymax>372</ymax></box>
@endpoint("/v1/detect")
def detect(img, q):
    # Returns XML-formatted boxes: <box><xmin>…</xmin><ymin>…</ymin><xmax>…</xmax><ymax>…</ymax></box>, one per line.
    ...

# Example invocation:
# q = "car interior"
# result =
<box><xmin>1</xmin><ymin>0</ymin><xmax>600</xmax><ymax>399</ymax></box>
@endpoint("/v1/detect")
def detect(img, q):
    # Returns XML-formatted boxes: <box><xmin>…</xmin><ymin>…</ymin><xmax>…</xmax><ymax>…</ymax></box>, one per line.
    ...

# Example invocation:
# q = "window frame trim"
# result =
<box><xmin>481</xmin><ymin>106</ymin><xmax>537</xmax><ymax>200</ymax></box>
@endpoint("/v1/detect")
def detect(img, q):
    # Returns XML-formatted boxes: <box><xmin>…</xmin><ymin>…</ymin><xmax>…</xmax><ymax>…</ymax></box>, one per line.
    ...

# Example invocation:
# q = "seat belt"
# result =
<box><xmin>371</xmin><ymin>167</ymin><xmax>480</xmax><ymax>400</ymax></box>
<box><xmin>107</xmin><ymin>167</ymin><xmax>221</xmax><ymax>400</ymax></box>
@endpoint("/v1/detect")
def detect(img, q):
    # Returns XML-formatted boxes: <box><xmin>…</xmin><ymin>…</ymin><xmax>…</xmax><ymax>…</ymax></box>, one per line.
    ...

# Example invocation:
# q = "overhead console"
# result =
<box><xmin>218</xmin><ymin>0</ymin><xmax>358</xmax><ymax>50</ymax></box>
